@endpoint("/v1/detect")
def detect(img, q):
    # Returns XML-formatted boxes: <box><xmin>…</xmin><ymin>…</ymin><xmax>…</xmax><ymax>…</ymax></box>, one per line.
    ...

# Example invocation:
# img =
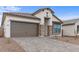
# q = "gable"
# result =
<box><xmin>52</xmin><ymin>15</ymin><xmax>62</xmax><ymax>23</ymax></box>
<box><xmin>32</xmin><ymin>8</ymin><xmax>54</xmax><ymax>15</ymax></box>
<box><xmin>33</xmin><ymin>8</ymin><xmax>53</xmax><ymax>19</ymax></box>
<box><xmin>34</xmin><ymin>8</ymin><xmax>62</xmax><ymax>23</ymax></box>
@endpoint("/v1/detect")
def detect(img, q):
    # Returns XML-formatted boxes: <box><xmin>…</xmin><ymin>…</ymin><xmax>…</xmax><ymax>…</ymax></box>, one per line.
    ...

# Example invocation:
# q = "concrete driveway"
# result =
<box><xmin>13</xmin><ymin>37</ymin><xmax>79</xmax><ymax>52</ymax></box>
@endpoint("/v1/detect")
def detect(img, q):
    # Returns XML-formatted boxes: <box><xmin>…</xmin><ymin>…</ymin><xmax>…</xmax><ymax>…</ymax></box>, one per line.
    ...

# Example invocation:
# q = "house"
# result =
<box><xmin>1</xmin><ymin>8</ymin><xmax>62</xmax><ymax>38</ymax></box>
<box><xmin>63</xmin><ymin>18</ymin><xmax>79</xmax><ymax>36</ymax></box>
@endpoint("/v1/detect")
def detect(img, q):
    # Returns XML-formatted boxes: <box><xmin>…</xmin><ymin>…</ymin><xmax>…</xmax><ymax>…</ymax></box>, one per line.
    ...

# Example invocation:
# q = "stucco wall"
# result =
<box><xmin>63</xmin><ymin>20</ymin><xmax>79</xmax><ymax>36</ymax></box>
<box><xmin>35</xmin><ymin>10</ymin><xmax>53</xmax><ymax>26</ymax></box>
<box><xmin>52</xmin><ymin>16</ymin><xmax>60</xmax><ymax>22</ymax></box>
<box><xmin>34</xmin><ymin>9</ymin><xmax>62</xmax><ymax>36</ymax></box>
<box><xmin>3</xmin><ymin>16</ymin><xmax>11</xmax><ymax>38</ymax></box>
<box><xmin>3</xmin><ymin>15</ymin><xmax>40</xmax><ymax>37</ymax></box>
<box><xmin>75</xmin><ymin>21</ymin><xmax>79</xmax><ymax>35</ymax></box>
<box><xmin>7</xmin><ymin>15</ymin><xmax>40</xmax><ymax>23</ymax></box>
<box><xmin>3</xmin><ymin>9</ymin><xmax>62</xmax><ymax>37</ymax></box>
<box><xmin>34</xmin><ymin>9</ymin><xmax>60</xmax><ymax>26</ymax></box>
<box><xmin>63</xmin><ymin>24</ymin><xmax>75</xmax><ymax>36</ymax></box>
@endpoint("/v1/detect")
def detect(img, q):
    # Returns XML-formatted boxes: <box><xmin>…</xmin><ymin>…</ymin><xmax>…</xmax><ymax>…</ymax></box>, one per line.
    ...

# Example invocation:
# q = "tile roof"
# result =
<box><xmin>4</xmin><ymin>12</ymin><xmax>40</xmax><ymax>19</ymax></box>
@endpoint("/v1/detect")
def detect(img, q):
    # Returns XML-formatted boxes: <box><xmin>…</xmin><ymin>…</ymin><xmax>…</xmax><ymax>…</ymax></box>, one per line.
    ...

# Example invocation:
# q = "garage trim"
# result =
<box><xmin>10</xmin><ymin>20</ymin><xmax>39</xmax><ymax>37</ymax></box>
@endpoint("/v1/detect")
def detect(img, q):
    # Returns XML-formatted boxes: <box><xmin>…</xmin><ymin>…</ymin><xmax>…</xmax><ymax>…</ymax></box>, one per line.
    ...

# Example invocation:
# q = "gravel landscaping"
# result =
<box><xmin>0</xmin><ymin>38</ymin><xmax>25</xmax><ymax>52</ymax></box>
<box><xmin>59</xmin><ymin>37</ymin><xmax>79</xmax><ymax>45</ymax></box>
<box><xmin>13</xmin><ymin>37</ymin><xmax>79</xmax><ymax>52</ymax></box>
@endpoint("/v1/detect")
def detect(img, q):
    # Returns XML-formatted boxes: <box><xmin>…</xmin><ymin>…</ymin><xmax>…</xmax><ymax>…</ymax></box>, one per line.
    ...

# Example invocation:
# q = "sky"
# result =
<box><xmin>0</xmin><ymin>6</ymin><xmax>79</xmax><ymax>25</ymax></box>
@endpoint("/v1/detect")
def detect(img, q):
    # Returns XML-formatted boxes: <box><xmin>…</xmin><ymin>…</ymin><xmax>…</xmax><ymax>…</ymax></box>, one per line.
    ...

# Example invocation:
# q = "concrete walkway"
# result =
<box><xmin>13</xmin><ymin>37</ymin><xmax>79</xmax><ymax>52</ymax></box>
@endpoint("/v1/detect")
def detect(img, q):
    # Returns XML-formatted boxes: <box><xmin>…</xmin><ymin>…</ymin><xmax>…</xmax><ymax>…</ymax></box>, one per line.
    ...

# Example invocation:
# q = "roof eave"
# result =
<box><xmin>5</xmin><ymin>13</ymin><xmax>41</xmax><ymax>20</ymax></box>
<box><xmin>1</xmin><ymin>12</ymin><xmax>41</xmax><ymax>26</ymax></box>
<box><xmin>32</xmin><ymin>8</ymin><xmax>55</xmax><ymax>15</ymax></box>
<box><xmin>62</xmin><ymin>23</ymin><xmax>75</xmax><ymax>26</ymax></box>
<box><xmin>53</xmin><ymin>15</ymin><xmax>63</xmax><ymax>23</ymax></box>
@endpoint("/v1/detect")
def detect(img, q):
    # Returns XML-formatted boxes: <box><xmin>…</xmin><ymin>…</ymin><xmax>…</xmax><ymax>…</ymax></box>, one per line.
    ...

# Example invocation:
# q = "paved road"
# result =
<box><xmin>13</xmin><ymin>37</ymin><xmax>79</xmax><ymax>52</ymax></box>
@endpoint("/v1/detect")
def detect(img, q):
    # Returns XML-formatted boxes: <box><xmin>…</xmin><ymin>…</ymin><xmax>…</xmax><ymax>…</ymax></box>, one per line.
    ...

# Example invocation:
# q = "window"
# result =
<box><xmin>77</xmin><ymin>25</ymin><xmax>79</xmax><ymax>33</ymax></box>
<box><xmin>53</xmin><ymin>23</ymin><xmax>61</xmax><ymax>34</ymax></box>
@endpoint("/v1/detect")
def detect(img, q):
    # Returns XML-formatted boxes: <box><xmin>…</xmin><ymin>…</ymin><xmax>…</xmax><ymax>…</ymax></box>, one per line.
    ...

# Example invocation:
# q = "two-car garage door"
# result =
<box><xmin>11</xmin><ymin>21</ymin><xmax>38</xmax><ymax>37</ymax></box>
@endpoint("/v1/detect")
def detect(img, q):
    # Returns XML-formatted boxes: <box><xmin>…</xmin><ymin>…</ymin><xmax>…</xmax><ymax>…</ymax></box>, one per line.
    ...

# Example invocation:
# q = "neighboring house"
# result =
<box><xmin>63</xmin><ymin>18</ymin><xmax>79</xmax><ymax>36</ymax></box>
<box><xmin>1</xmin><ymin>8</ymin><xmax>62</xmax><ymax>38</ymax></box>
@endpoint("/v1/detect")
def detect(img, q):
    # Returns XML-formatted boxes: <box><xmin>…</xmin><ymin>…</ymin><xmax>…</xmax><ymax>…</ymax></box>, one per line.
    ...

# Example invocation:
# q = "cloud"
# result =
<box><xmin>0</xmin><ymin>6</ymin><xmax>21</xmax><ymax>12</ymax></box>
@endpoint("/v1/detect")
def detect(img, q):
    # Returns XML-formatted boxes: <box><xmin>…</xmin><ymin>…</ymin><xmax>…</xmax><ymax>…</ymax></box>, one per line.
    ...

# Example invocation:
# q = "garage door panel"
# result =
<box><xmin>11</xmin><ymin>21</ymin><xmax>38</xmax><ymax>37</ymax></box>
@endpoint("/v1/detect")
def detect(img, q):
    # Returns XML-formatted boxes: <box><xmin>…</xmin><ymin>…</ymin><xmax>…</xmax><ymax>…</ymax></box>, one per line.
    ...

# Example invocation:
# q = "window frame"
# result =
<box><xmin>52</xmin><ymin>22</ymin><xmax>61</xmax><ymax>35</ymax></box>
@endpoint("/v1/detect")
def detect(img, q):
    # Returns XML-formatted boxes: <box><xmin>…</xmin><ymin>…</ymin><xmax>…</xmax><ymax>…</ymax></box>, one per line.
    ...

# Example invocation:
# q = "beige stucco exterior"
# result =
<box><xmin>3</xmin><ymin>15</ymin><xmax>40</xmax><ymax>38</ymax></box>
<box><xmin>34</xmin><ymin>9</ymin><xmax>62</xmax><ymax>37</ymax></box>
<box><xmin>34</xmin><ymin>9</ymin><xmax>59</xmax><ymax>25</ymax></box>
<box><xmin>2</xmin><ymin>8</ymin><xmax>62</xmax><ymax>38</ymax></box>
<box><xmin>63</xmin><ymin>19</ymin><xmax>79</xmax><ymax>36</ymax></box>
<box><xmin>63</xmin><ymin>24</ymin><xmax>75</xmax><ymax>36</ymax></box>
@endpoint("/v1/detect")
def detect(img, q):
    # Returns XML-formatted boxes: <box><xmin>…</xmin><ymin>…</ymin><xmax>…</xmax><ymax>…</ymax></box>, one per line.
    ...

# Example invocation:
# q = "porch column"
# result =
<box><xmin>48</xmin><ymin>18</ymin><xmax>52</xmax><ymax>36</ymax></box>
<box><xmin>48</xmin><ymin>25</ymin><xmax>52</xmax><ymax>36</ymax></box>
<box><xmin>39</xmin><ymin>17</ymin><xmax>45</xmax><ymax>37</ymax></box>
<box><xmin>61</xmin><ymin>24</ymin><xmax>63</xmax><ymax>37</ymax></box>
<box><xmin>4</xmin><ymin>20</ymin><xmax>11</xmax><ymax>38</ymax></box>
<box><xmin>39</xmin><ymin>25</ymin><xmax>44</xmax><ymax>37</ymax></box>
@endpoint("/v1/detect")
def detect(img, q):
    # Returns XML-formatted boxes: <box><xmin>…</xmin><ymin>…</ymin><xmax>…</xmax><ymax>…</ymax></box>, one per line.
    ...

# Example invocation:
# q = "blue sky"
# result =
<box><xmin>0</xmin><ymin>6</ymin><xmax>79</xmax><ymax>22</ymax></box>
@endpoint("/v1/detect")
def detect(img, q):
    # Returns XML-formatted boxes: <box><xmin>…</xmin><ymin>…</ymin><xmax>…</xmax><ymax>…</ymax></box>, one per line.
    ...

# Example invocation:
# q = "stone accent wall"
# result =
<box><xmin>39</xmin><ymin>25</ymin><xmax>45</xmax><ymax>37</ymax></box>
<box><xmin>39</xmin><ymin>25</ymin><xmax>52</xmax><ymax>37</ymax></box>
<box><xmin>38</xmin><ymin>24</ymin><xmax>41</xmax><ymax>36</ymax></box>
<box><xmin>48</xmin><ymin>26</ymin><xmax>52</xmax><ymax>36</ymax></box>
